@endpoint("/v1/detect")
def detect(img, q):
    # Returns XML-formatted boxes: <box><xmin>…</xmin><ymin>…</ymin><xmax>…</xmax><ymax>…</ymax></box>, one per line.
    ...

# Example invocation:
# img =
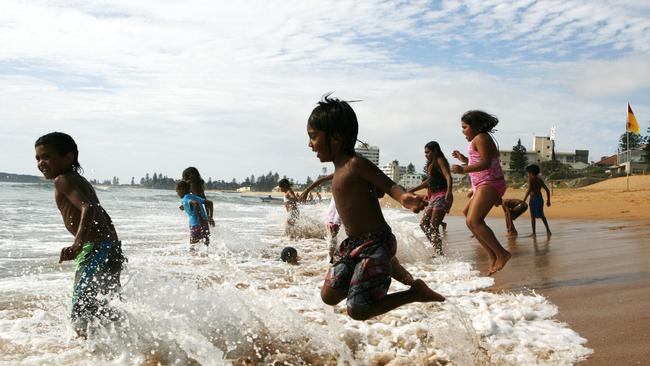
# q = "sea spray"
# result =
<box><xmin>0</xmin><ymin>185</ymin><xmax>592</xmax><ymax>365</ymax></box>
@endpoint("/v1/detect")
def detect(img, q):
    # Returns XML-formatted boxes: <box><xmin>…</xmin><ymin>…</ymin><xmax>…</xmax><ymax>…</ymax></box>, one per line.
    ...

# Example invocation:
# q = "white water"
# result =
<box><xmin>0</xmin><ymin>183</ymin><xmax>591</xmax><ymax>365</ymax></box>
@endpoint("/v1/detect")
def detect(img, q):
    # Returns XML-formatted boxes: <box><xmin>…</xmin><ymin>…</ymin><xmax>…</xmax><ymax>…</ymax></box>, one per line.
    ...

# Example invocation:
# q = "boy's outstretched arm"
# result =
<box><xmin>354</xmin><ymin>157</ymin><xmax>426</xmax><ymax>212</ymax></box>
<box><xmin>55</xmin><ymin>175</ymin><xmax>95</xmax><ymax>263</ymax></box>
<box><xmin>299</xmin><ymin>173</ymin><xmax>333</xmax><ymax>202</ymax></box>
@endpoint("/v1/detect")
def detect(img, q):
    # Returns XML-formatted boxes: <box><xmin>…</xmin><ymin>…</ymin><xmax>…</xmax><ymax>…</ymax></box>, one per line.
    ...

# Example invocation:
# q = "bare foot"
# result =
<box><xmin>488</xmin><ymin>251</ymin><xmax>512</xmax><ymax>276</ymax></box>
<box><xmin>410</xmin><ymin>279</ymin><xmax>445</xmax><ymax>302</ymax></box>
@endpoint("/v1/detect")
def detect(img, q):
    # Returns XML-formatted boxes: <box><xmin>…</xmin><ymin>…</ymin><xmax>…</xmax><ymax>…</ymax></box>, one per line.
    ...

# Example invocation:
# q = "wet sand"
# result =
<box><xmin>477</xmin><ymin>220</ymin><xmax>650</xmax><ymax>365</ymax></box>
<box><xmin>379</xmin><ymin>176</ymin><xmax>650</xmax><ymax>364</ymax></box>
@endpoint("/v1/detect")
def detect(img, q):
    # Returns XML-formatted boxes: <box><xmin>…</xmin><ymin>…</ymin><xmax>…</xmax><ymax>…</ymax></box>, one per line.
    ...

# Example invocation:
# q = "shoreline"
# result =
<box><xmin>478</xmin><ymin>218</ymin><xmax>650</xmax><ymax>365</ymax></box>
<box><xmin>380</xmin><ymin>175</ymin><xmax>650</xmax><ymax>221</ymax></box>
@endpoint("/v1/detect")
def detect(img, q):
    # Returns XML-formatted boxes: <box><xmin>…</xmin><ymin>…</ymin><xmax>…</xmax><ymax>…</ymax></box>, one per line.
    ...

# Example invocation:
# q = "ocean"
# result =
<box><xmin>0</xmin><ymin>182</ymin><xmax>591</xmax><ymax>365</ymax></box>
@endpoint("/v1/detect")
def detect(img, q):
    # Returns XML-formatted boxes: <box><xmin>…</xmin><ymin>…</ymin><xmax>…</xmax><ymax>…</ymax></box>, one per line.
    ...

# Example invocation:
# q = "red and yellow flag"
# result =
<box><xmin>626</xmin><ymin>103</ymin><xmax>640</xmax><ymax>134</ymax></box>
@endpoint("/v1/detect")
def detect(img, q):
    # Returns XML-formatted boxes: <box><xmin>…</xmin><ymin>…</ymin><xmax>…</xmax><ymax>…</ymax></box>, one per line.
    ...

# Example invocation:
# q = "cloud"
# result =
<box><xmin>1</xmin><ymin>0</ymin><xmax>649</xmax><ymax>182</ymax></box>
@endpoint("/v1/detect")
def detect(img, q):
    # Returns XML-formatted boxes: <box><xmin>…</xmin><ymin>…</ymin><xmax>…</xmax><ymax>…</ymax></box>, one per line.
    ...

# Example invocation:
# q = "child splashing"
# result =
<box><xmin>176</xmin><ymin>180</ymin><xmax>210</xmax><ymax>248</ymax></box>
<box><xmin>278</xmin><ymin>178</ymin><xmax>300</xmax><ymax>237</ymax></box>
<box><xmin>34</xmin><ymin>132</ymin><xmax>126</xmax><ymax>338</ymax></box>
<box><xmin>181</xmin><ymin>167</ymin><xmax>215</xmax><ymax>227</ymax></box>
<box><xmin>307</xmin><ymin>94</ymin><xmax>444</xmax><ymax>321</ymax></box>
<box><xmin>299</xmin><ymin>172</ymin><xmax>419</xmax><ymax>288</ymax></box>
<box><xmin>451</xmin><ymin>110</ymin><xmax>511</xmax><ymax>275</ymax></box>
<box><xmin>408</xmin><ymin>141</ymin><xmax>453</xmax><ymax>255</ymax></box>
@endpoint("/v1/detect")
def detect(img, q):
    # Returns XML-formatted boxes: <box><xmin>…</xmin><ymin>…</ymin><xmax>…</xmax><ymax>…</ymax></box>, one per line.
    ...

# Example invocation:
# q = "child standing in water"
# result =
<box><xmin>523</xmin><ymin>164</ymin><xmax>552</xmax><ymax>236</ymax></box>
<box><xmin>451</xmin><ymin>110</ymin><xmax>511</xmax><ymax>275</ymax></box>
<box><xmin>408</xmin><ymin>141</ymin><xmax>453</xmax><ymax>255</ymax></box>
<box><xmin>181</xmin><ymin>167</ymin><xmax>215</xmax><ymax>227</ymax></box>
<box><xmin>278</xmin><ymin>178</ymin><xmax>300</xmax><ymax>237</ymax></box>
<box><xmin>176</xmin><ymin>181</ymin><xmax>210</xmax><ymax>246</ymax></box>
<box><xmin>34</xmin><ymin>132</ymin><xmax>125</xmax><ymax>337</ymax></box>
<box><xmin>307</xmin><ymin>95</ymin><xmax>444</xmax><ymax>321</ymax></box>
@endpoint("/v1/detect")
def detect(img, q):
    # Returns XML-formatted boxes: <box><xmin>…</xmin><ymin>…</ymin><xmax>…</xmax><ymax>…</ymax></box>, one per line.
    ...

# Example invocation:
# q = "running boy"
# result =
<box><xmin>523</xmin><ymin>164</ymin><xmax>552</xmax><ymax>236</ymax></box>
<box><xmin>35</xmin><ymin>132</ymin><xmax>125</xmax><ymax>337</ymax></box>
<box><xmin>307</xmin><ymin>95</ymin><xmax>444</xmax><ymax>321</ymax></box>
<box><xmin>176</xmin><ymin>181</ymin><xmax>210</xmax><ymax>246</ymax></box>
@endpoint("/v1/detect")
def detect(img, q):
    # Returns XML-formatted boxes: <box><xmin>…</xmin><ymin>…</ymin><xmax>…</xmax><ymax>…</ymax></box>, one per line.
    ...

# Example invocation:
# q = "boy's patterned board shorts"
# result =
<box><xmin>72</xmin><ymin>240</ymin><xmax>126</xmax><ymax>331</ymax></box>
<box><xmin>325</xmin><ymin>225</ymin><xmax>396</xmax><ymax>311</ymax></box>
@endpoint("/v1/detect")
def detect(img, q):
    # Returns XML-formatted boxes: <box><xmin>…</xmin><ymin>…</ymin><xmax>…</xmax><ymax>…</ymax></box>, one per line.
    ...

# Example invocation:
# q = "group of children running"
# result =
<box><xmin>36</xmin><ymin>95</ymin><xmax>552</xmax><ymax>336</ymax></box>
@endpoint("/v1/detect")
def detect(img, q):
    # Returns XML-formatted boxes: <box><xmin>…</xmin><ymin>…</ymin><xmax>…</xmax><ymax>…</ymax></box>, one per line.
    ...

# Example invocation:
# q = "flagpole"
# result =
<box><xmin>627</xmin><ymin>130</ymin><xmax>630</xmax><ymax>191</ymax></box>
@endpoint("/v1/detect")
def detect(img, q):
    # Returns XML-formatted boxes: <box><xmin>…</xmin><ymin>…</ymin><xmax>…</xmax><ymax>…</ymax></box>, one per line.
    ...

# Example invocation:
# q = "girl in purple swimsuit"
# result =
<box><xmin>451</xmin><ymin>110</ymin><xmax>511</xmax><ymax>275</ymax></box>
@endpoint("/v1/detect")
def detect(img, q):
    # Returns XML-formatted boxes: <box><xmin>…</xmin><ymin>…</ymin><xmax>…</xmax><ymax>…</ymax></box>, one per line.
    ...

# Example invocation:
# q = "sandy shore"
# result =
<box><xmin>383</xmin><ymin>175</ymin><xmax>650</xmax><ymax>221</ymax></box>
<box><xmin>382</xmin><ymin>175</ymin><xmax>650</xmax><ymax>365</ymax></box>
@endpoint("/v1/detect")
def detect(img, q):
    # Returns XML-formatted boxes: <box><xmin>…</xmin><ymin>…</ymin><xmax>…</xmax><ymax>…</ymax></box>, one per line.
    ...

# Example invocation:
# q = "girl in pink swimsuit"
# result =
<box><xmin>451</xmin><ymin>110</ymin><xmax>511</xmax><ymax>275</ymax></box>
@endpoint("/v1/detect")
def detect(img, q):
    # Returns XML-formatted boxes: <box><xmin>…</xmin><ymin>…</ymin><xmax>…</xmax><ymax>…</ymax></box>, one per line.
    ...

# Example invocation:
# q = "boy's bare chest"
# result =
<box><xmin>55</xmin><ymin>194</ymin><xmax>80</xmax><ymax>231</ymax></box>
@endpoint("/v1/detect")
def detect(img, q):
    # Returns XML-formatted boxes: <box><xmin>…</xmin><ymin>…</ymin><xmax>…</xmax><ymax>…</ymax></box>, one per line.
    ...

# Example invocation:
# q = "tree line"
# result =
<box><xmin>90</xmin><ymin>171</ymin><xmax>317</xmax><ymax>191</ymax></box>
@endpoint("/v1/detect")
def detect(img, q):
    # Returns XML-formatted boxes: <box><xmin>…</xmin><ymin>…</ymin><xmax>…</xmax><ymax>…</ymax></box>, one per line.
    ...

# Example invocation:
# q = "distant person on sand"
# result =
<box><xmin>176</xmin><ymin>180</ymin><xmax>210</xmax><ymax>247</ymax></box>
<box><xmin>35</xmin><ymin>132</ymin><xmax>126</xmax><ymax>338</ymax></box>
<box><xmin>500</xmin><ymin>198</ymin><xmax>528</xmax><ymax>236</ymax></box>
<box><xmin>306</xmin><ymin>94</ymin><xmax>444</xmax><ymax>321</ymax></box>
<box><xmin>451</xmin><ymin>110</ymin><xmax>511</xmax><ymax>275</ymax></box>
<box><xmin>278</xmin><ymin>178</ymin><xmax>300</xmax><ymax>237</ymax></box>
<box><xmin>181</xmin><ymin>167</ymin><xmax>215</xmax><ymax>227</ymax></box>
<box><xmin>523</xmin><ymin>164</ymin><xmax>552</xmax><ymax>236</ymax></box>
<box><xmin>408</xmin><ymin>141</ymin><xmax>453</xmax><ymax>255</ymax></box>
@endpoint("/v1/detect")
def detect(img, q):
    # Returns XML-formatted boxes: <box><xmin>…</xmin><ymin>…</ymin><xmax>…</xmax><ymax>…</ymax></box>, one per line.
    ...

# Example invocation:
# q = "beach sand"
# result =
<box><xmin>383</xmin><ymin>175</ymin><xmax>650</xmax><ymax>365</ymax></box>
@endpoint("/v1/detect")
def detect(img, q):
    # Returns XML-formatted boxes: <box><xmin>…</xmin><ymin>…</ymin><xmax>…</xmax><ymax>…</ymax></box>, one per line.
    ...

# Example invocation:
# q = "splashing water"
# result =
<box><xmin>0</xmin><ymin>183</ymin><xmax>591</xmax><ymax>365</ymax></box>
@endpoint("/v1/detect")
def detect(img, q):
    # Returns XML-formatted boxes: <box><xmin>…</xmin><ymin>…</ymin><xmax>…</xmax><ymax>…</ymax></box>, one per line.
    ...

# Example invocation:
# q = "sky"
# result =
<box><xmin>2</xmin><ymin>0</ymin><xmax>650</xmax><ymax>183</ymax></box>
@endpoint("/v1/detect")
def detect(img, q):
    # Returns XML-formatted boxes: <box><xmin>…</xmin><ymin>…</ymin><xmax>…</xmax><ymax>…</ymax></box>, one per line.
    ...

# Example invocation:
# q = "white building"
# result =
<box><xmin>380</xmin><ymin>160</ymin><xmax>401</xmax><ymax>181</ymax></box>
<box><xmin>399</xmin><ymin>173</ymin><xmax>424</xmax><ymax>189</ymax></box>
<box><xmin>499</xmin><ymin>136</ymin><xmax>589</xmax><ymax>174</ymax></box>
<box><xmin>355</xmin><ymin>143</ymin><xmax>380</xmax><ymax>166</ymax></box>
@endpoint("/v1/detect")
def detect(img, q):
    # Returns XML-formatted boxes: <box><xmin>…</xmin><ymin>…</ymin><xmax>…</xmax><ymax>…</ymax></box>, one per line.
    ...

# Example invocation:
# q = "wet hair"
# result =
<box><xmin>278</xmin><ymin>178</ymin><xmax>292</xmax><ymax>189</ymax></box>
<box><xmin>424</xmin><ymin>141</ymin><xmax>449</xmax><ymax>167</ymax></box>
<box><xmin>34</xmin><ymin>132</ymin><xmax>82</xmax><ymax>174</ymax></box>
<box><xmin>182</xmin><ymin>166</ymin><xmax>206</xmax><ymax>196</ymax></box>
<box><xmin>526</xmin><ymin>164</ymin><xmax>540</xmax><ymax>175</ymax></box>
<box><xmin>307</xmin><ymin>93</ymin><xmax>359</xmax><ymax>156</ymax></box>
<box><xmin>176</xmin><ymin>180</ymin><xmax>190</xmax><ymax>195</ymax></box>
<box><xmin>182</xmin><ymin>166</ymin><xmax>203</xmax><ymax>182</ymax></box>
<box><xmin>461</xmin><ymin>110</ymin><xmax>499</xmax><ymax>134</ymax></box>
<box><xmin>281</xmin><ymin>246</ymin><xmax>298</xmax><ymax>262</ymax></box>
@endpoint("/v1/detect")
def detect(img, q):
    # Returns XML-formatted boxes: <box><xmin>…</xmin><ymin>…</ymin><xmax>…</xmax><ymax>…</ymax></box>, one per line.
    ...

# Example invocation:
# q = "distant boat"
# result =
<box><xmin>260</xmin><ymin>195</ymin><xmax>282</xmax><ymax>203</ymax></box>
